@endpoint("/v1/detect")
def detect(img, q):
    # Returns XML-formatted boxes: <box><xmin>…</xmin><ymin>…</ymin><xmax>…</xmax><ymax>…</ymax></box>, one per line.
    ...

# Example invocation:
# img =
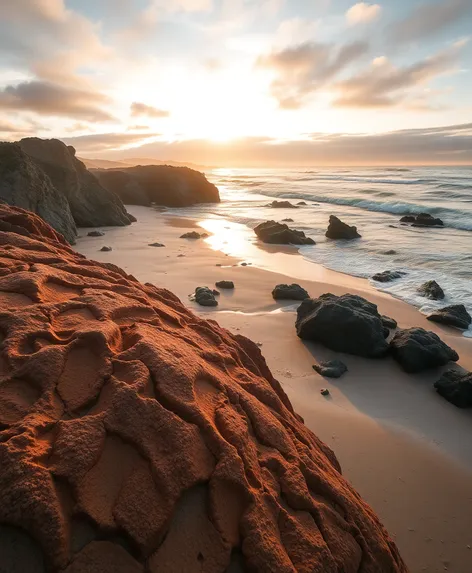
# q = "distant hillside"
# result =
<box><xmin>80</xmin><ymin>156</ymin><xmax>213</xmax><ymax>171</ymax></box>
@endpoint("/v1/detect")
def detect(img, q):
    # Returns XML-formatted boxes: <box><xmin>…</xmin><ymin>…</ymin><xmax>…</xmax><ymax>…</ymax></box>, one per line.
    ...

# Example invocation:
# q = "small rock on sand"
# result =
<box><xmin>321</xmin><ymin>388</ymin><xmax>330</xmax><ymax>396</ymax></box>
<box><xmin>180</xmin><ymin>231</ymin><xmax>208</xmax><ymax>239</ymax></box>
<box><xmin>149</xmin><ymin>242</ymin><xmax>165</xmax><ymax>248</ymax></box>
<box><xmin>88</xmin><ymin>230</ymin><xmax>105</xmax><ymax>237</ymax></box>
<box><xmin>215</xmin><ymin>280</ymin><xmax>234</xmax><ymax>289</ymax></box>
<box><xmin>191</xmin><ymin>286</ymin><xmax>218</xmax><ymax>307</ymax></box>
<box><xmin>100</xmin><ymin>246</ymin><xmax>112</xmax><ymax>252</ymax></box>
<box><xmin>434</xmin><ymin>369</ymin><xmax>472</xmax><ymax>408</ymax></box>
<box><xmin>272</xmin><ymin>284</ymin><xmax>309</xmax><ymax>301</ymax></box>
<box><xmin>313</xmin><ymin>360</ymin><xmax>348</xmax><ymax>379</ymax></box>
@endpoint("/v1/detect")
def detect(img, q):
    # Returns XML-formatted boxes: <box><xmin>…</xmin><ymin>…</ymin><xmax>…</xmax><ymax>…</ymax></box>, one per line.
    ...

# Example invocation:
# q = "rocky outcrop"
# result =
<box><xmin>427</xmin><ymin>304</ymin><xmax>472</xmax><ymax>330</ymax></box>
<box><xmin>390</xmin><ymin>328</ymin><xmax>459</xmax><ymax>373</ymax></box>
<box><xmin>296</xmin><ymin>294</ymin><xmax>389</xmax><ymax>358</ymax></box>
<box><xmin>417</xmin><ymin>280</ymin><xmax>445</xmax><ymax>300</ymax></box>
<box><xmin>18</xmin><ymin>138</ymin><xmax>134</xmax><ymax>228</ymax></box>
<box><xmin>434</xmin><ymin>370</ymin><xmax>472</xmax><ymax>408</ymax></box>
<box><xmin>266</xmin><ymin>200</ymin><xmax>298</xmax><ymax>209</ymax></box>
<box><xmin>381</xmin><ymin>315</ymin><xmax>398</xmax><ymax>330</ymax></box>
<box><xmin>313</xmin><ymin>360</ymin><xmax>348</xmax><ymax>378</ymax></box>
<box><xmin>272</xmin><ymin>284</ymin><xmax>310</xmax><ymax>301</ymax></box>
<box><xmin>400</xmin><ymin>214</ymin><xmax>444</xmax><ymax>227</ymax></box>
<box><xmin>0</xmin><ymin>142</ymin><xmax>77</xmax><ymax>243</ymax></box>
<box><xmin>372</xmin><ymin>271</ymin><xmax>406</xmax><ymax>283</ymax></box>
<box><xmin>0</xmin><ymin>204</ymin><xmax>407</xmax><ymax>572</ymax></box>
<box><xmin>93</xmin><ymin>164</ymin><xmax>220</xmax><ymax>207</ymax></box>
<box><xmin>254</xmin><ymin>220</ymin><xmax>315</xmax><ymax>245</ymax></box>
<box><xmin>325</xmin><ymin>216</ymin><xmax>361</xmax><ymax>240</ymax></box>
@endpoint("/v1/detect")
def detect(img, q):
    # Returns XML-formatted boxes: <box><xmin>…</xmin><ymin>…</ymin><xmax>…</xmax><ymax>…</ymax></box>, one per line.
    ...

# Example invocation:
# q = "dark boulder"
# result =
<box><xmin>180</xmin><ymin>231</ymin><xmax>208</xmax><ymax>239</ymax></box>
<box><xmin>372</xmin><ymin>270</ymin><xmax>406</xmax><ymax>283</ymax></box>
<box><xmin>297</xmin><ymin>201</ymin><xmax>307</xmax><ymax>206</ymax></box>
<box><xmin>417</xmin><ymin>280</ymin><xmax>445</xmax><ymax>300</ymax></box>
<box><xmin>272</xmin><ymin>284</ymin><xmax>309</xmax><ymax>301</ymax></box>
<box><xmin>0</xmin><ymin>142</ymin><xmax>77</xmax><ymax>243</ymax></box>
<box><xmin>325</xmin><ymin>215</ymin><xmax>361</xmax><ymax>240</ymax></box>
<box><xmin>390</xmin><ymin>328</ymin><xmax>459</xmax><ymax>373</ymax></box>
<box><xmin>281</xmin><ymin>218</ymin><xmax>294</xmax><ymax>222</ymax></box>
<box><xmin>100</xmin><ymin>246</ymin><xmax>112</xmax><ymax>252</ymax></box>
<box><xmin>267</xmin><ymin>200</ymin><xmax>298</xmax><ymax>209</ymax></box>
<box><xmin>296</xmin><ymin>293</ymin><xmax>389</xmax><ymax>358</ymax></box>
<box><xmin>87</xmin><ymin>230</ymin><xmax>105</xmax><ymax>237</ymax></box>
<box><xmin>434</xmin><ymin>370</ymin><xmax>472</xmax><ymax>408</ymax></box>
<box><xmin>427</xmin><ymin>305</ymin><xmax>471</xmax><ymax>330</ymax></box>
<box><xmin>313</xmin><ymin>360</ymin><xmax>348</xmax><ymax>379</ymax></box>
<box><xmin>381</xmin><ymin>315</ymin><xmax>398</xmax><ymax>330</ymax></box>
<box><xmin>93</xmin><ymin>164</ymin><xmax>220</xmax><ymax>207</ymax></box>
<box><xmin>400</xmin><ymin>213</ymin><xmax>444</xmax><ymax>227</ymax></box>
<box><xmin>18</xmin><ymin>138</ymin><xmax>133</xmax><ymax>228</ymax></box>
<box><xmin>191</xmin><ymin>286</ymin><xmax>218</xmax><ymax>307</ymax></box>
<box><xmin>149</xmin><ymin>242</ymin><xmax>165</xmax><ymax>247</ymax></box>
<box><xmin>382</xmin><ymin>250</ymin><xmax>397</xmax><ymax>255</ymax></box>
<box><xmin>215</xmin><ymin>280</ymin><xmax>234</xmax><ymax>289</ymax></box>
<box><xmin>254</xmin><ymin>220</ymin><xmax>315</xmax><ymax>245</ymax></box>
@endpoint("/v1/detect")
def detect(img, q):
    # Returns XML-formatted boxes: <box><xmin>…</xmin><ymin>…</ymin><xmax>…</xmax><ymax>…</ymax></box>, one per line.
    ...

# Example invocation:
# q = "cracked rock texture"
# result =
<box><xmin>0</xmin><ymin>204</ymin><xmax>407</xmax><ymax>572</ymax></box>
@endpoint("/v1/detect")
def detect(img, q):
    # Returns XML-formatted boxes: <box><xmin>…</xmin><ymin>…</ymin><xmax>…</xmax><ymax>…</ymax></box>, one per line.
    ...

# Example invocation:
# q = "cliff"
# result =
<box><xmin>94</xmin><ymin>164</ymin><xmax>220</xmax><ymax>207</ymax></box>
<box><xmin>0</xmin><ymin>204</ymin><xmax>407</xmax><ymax>573</ymax></box>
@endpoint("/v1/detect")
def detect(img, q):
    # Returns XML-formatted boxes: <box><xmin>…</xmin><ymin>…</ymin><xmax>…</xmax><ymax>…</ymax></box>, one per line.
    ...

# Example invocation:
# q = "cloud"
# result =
<box><xmin>62</xmin><ymin>132</ymin><xmax>160</xmax><ymax>153</ymax></box>
<box><xmin>388</xmin><ymin>0</ymin><xmax>472</xmax><ymax>44</ymax></box>
<box><xmin>104</xmin><ymin>122</ymin><xmax>472</xmax><ymax>166</ymax></box>
<box><xmin>333</xmin><ymin>42</ymin><xmax>465</xmax><ymax>108</ymax></box>
<box><xmin>0</xmin><ymin>80</ymin><xmax>115</xmax><ymax>122</ymax></box>
<box><xmin>130</xmin><ymin>102</ymin><xmax>170</xmax><ymax>118</ymax></box>
<box><xmin>127</xmin><ymin>125</ymin><xmax>151</xmax><ymax>131</ymax></box>
<box><xmin>257</xmin><ymin>40</ymin><xmax>369</xmax><ymax>109</ymax></box>
<box><xmin>346</xmin><ymin>3</ymin><xmax>381</xmax><ymax>25</ymax></box>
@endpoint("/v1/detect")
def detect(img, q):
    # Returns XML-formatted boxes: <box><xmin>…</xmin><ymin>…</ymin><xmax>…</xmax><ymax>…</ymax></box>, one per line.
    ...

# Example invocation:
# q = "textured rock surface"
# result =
<box><xmin>381</xmin><ymin>315</ymin><xmax>398</xmax><ymax>330</ymax></box>
<box><xmin>272</xmin><ymin>284</ymin><xmax>310</xmax><ymax>301</ymax></box>
<box><xmin>191</xmin><ymin>286</ymin><xmax>219</xmax><ymax>306</ymax></box>
<box><xmin>0</xmin><ymin>142</ymin><xmax>77</xmax><ymax>243</ymax></box>
<box><xmin>434</xmin><ymin>370</ymin><xmax>472</xmax><ymax>408</ymax></box>
<box><xmin>254</xmin><ymin>220</ymin><xmax>315</xmax><ymax>245</ymax></box>
<box><xmin>372</xmin><ymin>271</ymin><xmax>406</xmax><ymax>283</ymax></box>
<box><xmin>417</xmin><ymin>280</ymin><xmax>445</xmax><ymax>300</ymax></box>
<box><xmin>390</xmin><ymin>328</ymin><xmax>459</xmax><ymax>373</ymax></box>
<box><xmin>313</xmin><ymin>360</ymin><xmax>348</xmax><ymax>379</ymax></box>
<box><xmin>427</xmin><ymin>304</ymin><xmax>472</xmax><ymax>330</ymax></box>
<box><xmin>325</xmin><ymin>216</ymin><xmax>361</xmax><ymax>240</ymax></box>
<box><xmin>18</xmin><ymin>138</ymin><xmax>133</xmax><ymax>228</ymax></box>
<box><xmin>93</xmin><ymin>164</ymin><xmax>220</xmax><ymax>207</ymax></box>
<box><xmin>0</xmin><ymin>205</ymin><xmax>407</xmax><ymax>573</ymax></box>
<box><xmin>296</xmin><ymin>294</ymin><xmax>389</xmax><ymax>358</ymax></box>
<box><xmin>215</xmin><ymin>281</ymin><xmax>234</xmax><ymax>290</ymax></box>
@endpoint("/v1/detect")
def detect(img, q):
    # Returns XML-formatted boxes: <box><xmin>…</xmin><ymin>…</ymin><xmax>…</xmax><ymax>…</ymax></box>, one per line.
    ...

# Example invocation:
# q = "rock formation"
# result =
<box><xmin>296</xmin><ymin>294</ymin><xmax>389</xmax><ymax>358</ymax></box>
<box><xmin>18</xmin><ymin>138</ymin><xmax>134</xmax><ymax>228</ymax></box>
<box><xmin>266</xmin><ymin>200</ymin><xmax>298</xmax><ymax>209</ymax></box>
<box><xmin>390</xmin><ymin>328</ymin><xmax>459</xmax><ymax>373</ymax></box>
<box><xmin>272</xmin><ymin>284</ymin><xmax>310</xmax><ymax>301</ymax></box>
<box><xmin>0</xmin><ymin>204</ymin><xmax>407</xmax><ymax>572</ymax></box>
<box><xmin>93</xmin><ymin>165</ymin><xmax>220</xmax><ymax>207</ymax></box>
<box><xmin>400</xmin><ymin>214</ymin><xmax>444</xmax><ymax>227</ymax></box>
<box><xmin>0</xmin><ymin>142</ymin><xmax>77</xmax><ymax>243</ymax></box>
<box><xmin>417</xmin><ymin>280</ymin><xmax>445</xmax><ymax>300</ymax></box>
<box><xmin>254</xmin><ymin>221</ymin><xmax>315</xmax><ymax>245</ymax></box>
<box><xmin>427</xmin><ymin>304</ymin><xmax>472</xmax><ymax>330</ymax></box>
<box><xmin>372</xmin><ymin>271</ymin><xmax>406</xmax><ymax>283</ymax></box>
<box><xmin>434</xmin><ymin>369</ymin><xmax>472</xmax><ymax>408</ymax></box>
<box><xmin>313</xmin><ymin>360</ymin><xmax>348</xmax><ymax>379</ymax></box>
<box><xmin>325</xmin><ymin>216</ymin><xmax>361</xmax><ymax>240</ymax></box>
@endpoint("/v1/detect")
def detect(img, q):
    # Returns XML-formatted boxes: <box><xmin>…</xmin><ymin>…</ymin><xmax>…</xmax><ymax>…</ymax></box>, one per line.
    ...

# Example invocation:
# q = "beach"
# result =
<box><xmin>76</xmin><ymin>205</ymin><xmax>472</xmax><ymax>573</ymax></box>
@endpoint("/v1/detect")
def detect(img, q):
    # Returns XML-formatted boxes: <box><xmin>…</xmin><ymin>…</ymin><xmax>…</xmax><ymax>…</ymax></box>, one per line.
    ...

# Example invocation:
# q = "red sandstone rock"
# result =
<box><xmin>0</xmin><ymin>205</ymin><xmax>408</xmax><ymax>572</ymax></box>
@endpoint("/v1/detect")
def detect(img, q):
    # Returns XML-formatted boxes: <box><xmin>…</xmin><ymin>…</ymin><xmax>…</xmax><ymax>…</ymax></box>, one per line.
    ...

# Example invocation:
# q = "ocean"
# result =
<box><xmin>167</xmin><ymin>166</ymin><xmax>472</xmax><ymax>337</ymax></box>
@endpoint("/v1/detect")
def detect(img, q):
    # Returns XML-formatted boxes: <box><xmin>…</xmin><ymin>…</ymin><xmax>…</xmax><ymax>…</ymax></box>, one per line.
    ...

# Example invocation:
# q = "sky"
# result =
<box><xmin>0</xmin><ymin>0</ymin><xmax>471</xmax><ymax>165</ymax></box>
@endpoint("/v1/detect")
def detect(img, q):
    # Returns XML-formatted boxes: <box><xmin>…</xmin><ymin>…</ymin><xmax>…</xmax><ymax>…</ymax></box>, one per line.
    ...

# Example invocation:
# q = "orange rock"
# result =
<box><xmin>0</xmin><ymin>205</ymin><xmax>408</xmax><ymax>572</ymax></box>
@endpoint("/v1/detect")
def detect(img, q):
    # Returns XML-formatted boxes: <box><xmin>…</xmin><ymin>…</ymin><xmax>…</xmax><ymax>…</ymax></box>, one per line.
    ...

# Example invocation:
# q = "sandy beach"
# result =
<box><xmin>75</xmin><ymin>205</ymin><xmax>472</xmax><ymax>573</ymax></box>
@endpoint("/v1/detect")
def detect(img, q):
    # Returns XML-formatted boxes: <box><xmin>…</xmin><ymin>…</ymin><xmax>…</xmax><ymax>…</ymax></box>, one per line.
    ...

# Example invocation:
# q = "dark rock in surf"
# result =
<box><xmin>272</xmin><ymin>284</ymin><xmax>310</xmax><ymax>301</ymax></box>
<box><xmin>390</xmin><ymin>328</ymin><xmax>458</xmax><ymax>373</ymax></box>
<box><xmin>180</xmin><ymin>231</ymin><xmax>208</xmax><ymax>239</ymax></box>
<box><xmin>417</xmin><ymin>280</ymin><xmax>445</xmax><ymax>300</ymax></box>
<box><xmin>372</xmin><ymin>271</ymin><xmax>406</xmax><ymax>283</ymax></box>
<box><xmin>215</xmin><ymin>280</ymin><xmax>234</xmax><ymax>290</ymax></box>
<box><xmin>427</xmin><ymin>305</ymin><xmax>472</xmax><ymax>330</ymax></box>
<box><xmin>399</xmin><ymin>213</ymin><xmax>444</xmax><ymax>227</ymax></box>
<box><xmin>434</xmin><ymin>369</ymin><xmax>472</xmax><ymax>408</ymax></box>
<box><xmin>313</xmin><ymin>360</ymin><xmax>348</xmax><ymax>379</ymax></box>
<box><xmin>254</xmin><ymin>220</ymin><xmax>315</xmax><ymax>246</ymax></box>
<box><xmin>325</xmin><ymin>216</ymin><xmax>361</xmax><ymax>240</ymax></box>
<box><xmin>267</xmin><ymin>200</ymin><xmax>298</xmax><ymax>209</ymax></box>
<box><xmin>296</xmin><ymin>293</ymin><xmax>389</xmax><ymax>358</ymax></box>
<box><xmin>382</xmin><ymin>250</ymin><xmax>397</xmax><ymax>255</ymax></box>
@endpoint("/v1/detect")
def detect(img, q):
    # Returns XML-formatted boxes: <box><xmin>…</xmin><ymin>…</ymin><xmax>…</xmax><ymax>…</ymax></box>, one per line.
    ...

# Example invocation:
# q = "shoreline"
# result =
<box><xmin>75</xmin><ymin>205</ymin><xmax>472</xmax><ymax>573</ymax></box>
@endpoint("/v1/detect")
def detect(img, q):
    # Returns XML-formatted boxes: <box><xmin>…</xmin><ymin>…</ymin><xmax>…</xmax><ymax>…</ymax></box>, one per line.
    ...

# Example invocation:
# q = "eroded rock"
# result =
<box><xmin>254</xmin><ymin>220</ymin><xmax>315</xmax><ymax>245</ymax></box>
<box><xmin>325</xmin><ymin>216</ymin><xmax>361</xmax><ymax>240</ymax></box>
<box><xmin>372</xmin><ymin>271</ymin><xmax>406</xmax><ymax>283</ymax></box>
<box><xmin>272</xmin><ymin>284</ymin><xmax>309</xmax><ymax>301</ymax></box>
<box><xmin>418</xmin><ymin>280</ymin><xmax>445</xmax><ymax>300</ymax></box>
<box><xmin>434</xmin><ymin>369</ymin><xmax>472</xmax><ymax>408</ymax></box>
<box><xmin>427</xmin><ymin>305</ymin><xmax>472</xmax><ymax>330</ymax></box>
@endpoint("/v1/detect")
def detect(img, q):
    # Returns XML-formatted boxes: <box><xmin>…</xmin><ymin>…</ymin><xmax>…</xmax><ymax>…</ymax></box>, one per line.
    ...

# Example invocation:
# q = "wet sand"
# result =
<box><xmin>76</xmin><ymin>205</ymin><xmax>472</xmax><ymax>573</ymax></box>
